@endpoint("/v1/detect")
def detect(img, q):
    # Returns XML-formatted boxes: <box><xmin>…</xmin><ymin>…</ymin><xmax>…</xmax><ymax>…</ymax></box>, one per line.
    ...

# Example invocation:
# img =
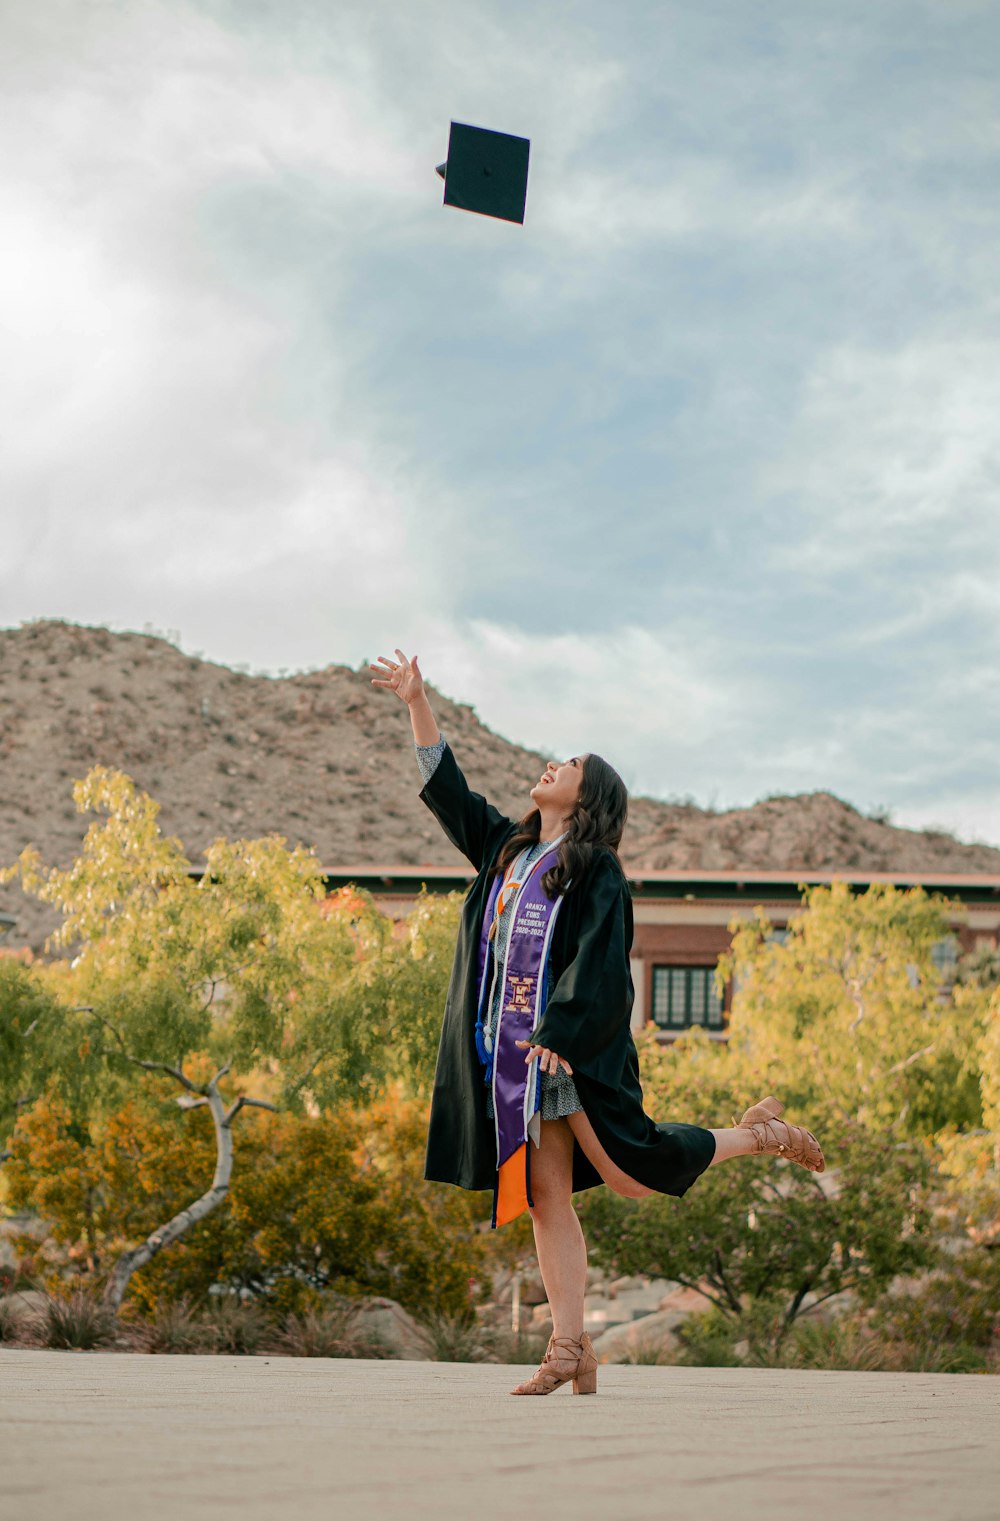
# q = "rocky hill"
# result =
<box><xmin>2</xmin><ymin>619</ymin><xmax>998</xmax><ymax>951</ymax></box>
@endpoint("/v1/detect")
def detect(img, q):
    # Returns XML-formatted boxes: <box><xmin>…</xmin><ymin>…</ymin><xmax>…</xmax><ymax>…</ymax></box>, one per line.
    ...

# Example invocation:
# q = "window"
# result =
<box><xmin>652</xmin><ymin>965</ymin><xmax>725</xmax><ymax>1032</ymax></box>
<box><xmin>930</xmin><ymin>937</ymin><xmax>958</xmax><ymax>980</ymax></box>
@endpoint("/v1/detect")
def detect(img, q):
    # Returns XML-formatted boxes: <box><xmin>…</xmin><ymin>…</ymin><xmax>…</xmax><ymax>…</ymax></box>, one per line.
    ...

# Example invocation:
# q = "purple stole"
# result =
<box><xmin>474</xmin><ymin>841</ymin><xmax>567</xmax><ymax>1227</ymax></box>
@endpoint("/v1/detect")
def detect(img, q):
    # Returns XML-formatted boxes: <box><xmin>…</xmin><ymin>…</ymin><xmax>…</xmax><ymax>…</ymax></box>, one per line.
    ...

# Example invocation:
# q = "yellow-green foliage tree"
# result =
<box><xmin>375</xmin><ymin>888</ymin><xmax>464</xmax><ymax>1098</ymax></box>
<box><xmin>579</xmin><ymin>884</ymin><xmax>987</xmax><ymax>1349</ymax></box>
<box><xmin>1</xmin><ymin>767</ymin><xmax>451</xmax><ymax>1309</ymax></box>
<box><xmin>4</xmin><ymin>1087</ymin><xmax>488</xmax><ymax>1317</ymax></box>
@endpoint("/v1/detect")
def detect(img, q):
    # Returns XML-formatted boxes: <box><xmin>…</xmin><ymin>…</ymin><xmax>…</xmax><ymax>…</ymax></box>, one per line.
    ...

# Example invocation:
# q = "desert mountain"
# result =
<box><xmin>2</xmin><ymin>620</ymin><xmax>998</xmax><ymax>951</ymax></box>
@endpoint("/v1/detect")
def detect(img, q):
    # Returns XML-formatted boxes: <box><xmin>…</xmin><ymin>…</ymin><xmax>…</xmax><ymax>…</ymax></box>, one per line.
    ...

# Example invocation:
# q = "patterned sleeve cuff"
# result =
<box><xmin>415</xmin><ymin>733</ymin><xmax>447</xmax><ymax>786</ymax></box>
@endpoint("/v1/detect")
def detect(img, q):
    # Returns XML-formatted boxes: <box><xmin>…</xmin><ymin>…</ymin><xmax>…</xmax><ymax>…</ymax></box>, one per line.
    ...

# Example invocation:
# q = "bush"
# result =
<box><xmin>672</xmin><ymin>1308</ymin><xmax>744</xmax><ymax>1368</ymax></box>
<box><xmin>26</xmin><ymin>1289</ymin><xmax>119</xmax><ymax>1350</ymax></box>
<box><xmin>869</xmin><ymin>1249</ymin><xmax>1000</xmax><ymax>1367</ymax></box>
<box><xmin>662</xmin><ymin>1296</ymin><xmax>997</xmax><ymax>1374</ymax></box>
<box><xmin>266</xmin><ymin>1303</ymin><xmax>391</xmax><ymax>1359</ymax></box>
<box><xmin>6</xmin><ymin>1095</ymin><xmax>490</xmax><ymax>1322</ymax></box>
<box><xmin>0</xmin><ymin>1298</ymin><xmax>25</xmax><ymax>1344</ymax></box>
<box><xmin>200</xmin><ymin>1297</ymin><xmax>269</xmax><ymax>1356</ymax></box>
<box><xmin>125</xmin><ymin>1297</ymin><xmax>216</xmax><ymax>1354</ymax></box>
<box><xmin>412</xmin><ymin>1310</ymin><xmax>496</xmax><ymax>1363</ymax></box>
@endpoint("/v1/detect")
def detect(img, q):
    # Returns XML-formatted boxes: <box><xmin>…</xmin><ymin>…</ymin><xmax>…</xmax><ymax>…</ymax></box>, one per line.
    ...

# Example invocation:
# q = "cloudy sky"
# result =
<box><xmin>3</xmin><ymin>0</ymin><xmax>999</xmax><ymax>843</ymax></box>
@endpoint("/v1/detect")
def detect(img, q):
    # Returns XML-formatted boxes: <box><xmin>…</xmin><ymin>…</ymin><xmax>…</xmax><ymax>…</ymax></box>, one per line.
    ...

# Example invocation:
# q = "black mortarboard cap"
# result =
<box><xmin>435</xmin><ymin>121</ymin><xmax>530</xmax><ymax>225</ymax></box>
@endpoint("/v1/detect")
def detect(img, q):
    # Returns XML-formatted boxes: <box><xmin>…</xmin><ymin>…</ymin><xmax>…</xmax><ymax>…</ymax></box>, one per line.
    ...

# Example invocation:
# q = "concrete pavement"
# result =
<box><xmin>2</xmin><ymin>1349</ymin><xmax>997</xmax><ymax>1521</ymax></box>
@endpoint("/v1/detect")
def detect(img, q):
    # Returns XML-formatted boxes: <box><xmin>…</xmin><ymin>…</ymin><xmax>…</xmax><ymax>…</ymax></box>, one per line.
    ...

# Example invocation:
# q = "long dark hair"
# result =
<box><xmin>494</xmin><ymin>753</ymin><xmax>629</xmax><ymax>898</ymax></box>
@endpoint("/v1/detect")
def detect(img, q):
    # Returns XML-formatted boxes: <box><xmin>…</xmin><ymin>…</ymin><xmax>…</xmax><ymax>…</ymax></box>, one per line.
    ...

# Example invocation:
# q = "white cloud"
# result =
<box><xmin>762</xmin><ymin>339</ymin><xmax>1000</xmax><ymax>584</ymax></box>
<box><xmin>2</xmin><ymin>0</ymin><xmax>999</xmax><ymax>854</ymax></box>
<box><xmin>424</xmin><ymin>617</ymin><xmax>758</xmax><ymax>798</ymax></box>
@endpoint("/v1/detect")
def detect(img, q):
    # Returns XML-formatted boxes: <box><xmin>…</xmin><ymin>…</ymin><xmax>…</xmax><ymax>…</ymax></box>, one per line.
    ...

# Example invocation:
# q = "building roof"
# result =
<box><xmin>316</xmin><ymin>864</ymin><xmax>1000</xmax><ymax>904</ymax></box>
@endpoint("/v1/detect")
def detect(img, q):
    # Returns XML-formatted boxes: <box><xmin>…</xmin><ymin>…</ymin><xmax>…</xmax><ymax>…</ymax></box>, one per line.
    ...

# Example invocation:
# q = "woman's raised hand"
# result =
<box><xmin>369</xmin><ymin>649</ymin><xmax>425</xmax><ymax>706</ymax></box>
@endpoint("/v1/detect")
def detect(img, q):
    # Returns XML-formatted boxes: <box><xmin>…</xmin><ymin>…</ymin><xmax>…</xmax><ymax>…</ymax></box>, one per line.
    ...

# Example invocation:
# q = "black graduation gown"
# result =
<box><xmin>420</xmin><ymin>741</ymin><xmax>716</xmax><ymax>1198</ymax></box>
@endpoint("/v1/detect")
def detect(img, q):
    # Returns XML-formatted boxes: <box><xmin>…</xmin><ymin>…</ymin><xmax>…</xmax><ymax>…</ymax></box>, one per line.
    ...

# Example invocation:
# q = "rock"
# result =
<box><xmin>351</xmin><ymin>1297</ymin><xmax>425</xmax><ymax>1359</ymax></box>
<box><xmin>657</xmin><ymin>1284</ymin><xmax>708</xmax><ymax>1315</ymax></box>
<box><xmin>582</xmin><ymin>1296</ymin><xmax>634</xmax><ymax>1334</ymax></box>
<box><xmin>0</xmin><ymin>1290</ymin><xmax>48</xmax><ymax>1328</ymax></box>
<box><xmin>607</xmin><ymin>1275</ymin><xmax>646</xmax><ymax>1298</ymax></box>
<box><xmin>519</xmin><ymin>1274</ymin><xmax>548</xmax><ymax>1306</ymax></box>
<box><xmin>590</xmin><ymin>1309</ymin><xmax>688</xmax><ymax>1363</ymax></box>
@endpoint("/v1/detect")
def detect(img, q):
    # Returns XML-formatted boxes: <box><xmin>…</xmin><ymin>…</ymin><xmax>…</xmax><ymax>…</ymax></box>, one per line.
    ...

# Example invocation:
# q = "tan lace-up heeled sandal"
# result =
<box><xmin>733</xmin><ymin>1095</ymin><xmax>785</xmax><ymax>1128</ymax></box>
<box><xmin>742</xmin><ymin>1110</ymin><xmax>826</xmax><ymax>1173</ymax></box>
<box><xmin>509</xmin><ymin>1332</ymin><xmax>598</xmax><ymax>1396</ymax></box>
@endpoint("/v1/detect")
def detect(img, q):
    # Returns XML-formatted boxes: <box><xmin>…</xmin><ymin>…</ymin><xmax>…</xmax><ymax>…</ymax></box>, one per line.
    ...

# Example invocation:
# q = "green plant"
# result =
<box><xmin>266</xmin><ymin>1302</ymin><xmax>390</xmax><ymax>1359</ymax></box>
<box><xmin>125</xmin><ymin>1297</ymin><xmax>216</xmax><ymax>1354</ymax></box>
<box><xmin>201</xmin><ymin>1296</ymin><xmax>269</xmax><ymax>1355</ymax></box>
<box><xmin>0</xmin><ymin>1298</ymin><xmax>25</xmax><ymax>1344</ymax></box>
<box><xmin>869</xmin><ymin>1250</ymin><xmax>1000</xmax><ymax>1357</ymax></box>
<box><xmin>672</xmin><ymin>1308</ymin><xmax>743</xmax><ymax>1367</ymax></box>
<box><xmin>412</xmin><ymin>1310</ymin><xmax>496</xmax><ymax>1363</ymax></box>
<box><xmin>28</xmin><ymin>1289</ymin><xmax>119</xmax><ymax>1350</ymax></box>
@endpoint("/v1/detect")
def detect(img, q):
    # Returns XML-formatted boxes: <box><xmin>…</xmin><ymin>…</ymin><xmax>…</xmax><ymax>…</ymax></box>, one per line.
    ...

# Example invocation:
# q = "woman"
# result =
<box><xmin>371</xmin><ymin>650</ymin><xmax>824</xmax><ymax>1397</ymax></box>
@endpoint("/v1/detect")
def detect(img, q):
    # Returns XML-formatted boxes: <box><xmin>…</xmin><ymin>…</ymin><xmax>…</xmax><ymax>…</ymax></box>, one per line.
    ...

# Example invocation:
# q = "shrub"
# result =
<box><xmin>27</xmin><ymin>1290</ymin><xmax>118</xmax><ymax>1350</ymax></box>
<box><xmin>125</xmin><ymin>1297</ymin><xmax>216</xmax><ymax>1355</ymax></box>
<box><xmin>672</xmin><ymin>1308</ymin><xmax>743</xmax><ymax>1368</ymax></box>
<box><xmin>266</xmin><ymin>1302</ymin><xmax>391</xmax><ymax>1360</ymax></box>
<box><xmin>868</xmin><ymin>1249</ymin><xmax>1000</xmax><ymax>1369</ymax></box>
<box><xmin>201</xmin><ymin>1297</ymin><xmax>269</xmax><ymax>1356</ymax></box>
<box><xmin>0</xmin><ymin>1298</ymin><xmax>25</xmax><ymax>1344</ymax></box>
<box><xmin>412</xmin><ymin>1310</ymin><xmax>497</xmax><ymax>1363</ymax></box>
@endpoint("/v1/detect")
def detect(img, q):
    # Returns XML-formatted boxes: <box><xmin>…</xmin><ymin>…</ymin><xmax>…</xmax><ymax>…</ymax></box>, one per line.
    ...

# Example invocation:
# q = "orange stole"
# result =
<box><xmin>494</xmin><ymin>1141</ymin><xmax>532</xmax><ymax>1227</ymax></box>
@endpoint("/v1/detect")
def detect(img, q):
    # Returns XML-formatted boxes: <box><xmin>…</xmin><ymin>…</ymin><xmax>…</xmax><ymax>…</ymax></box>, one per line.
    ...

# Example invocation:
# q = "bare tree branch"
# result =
<box><xmin>224</xmin><ymin>1095</ymin><xmax>278</xmax><ymax>1127</ymax></box>
<box><xmin>884</xmin><ymin>1043</ymin><xmax>936</xmax><ymax>1077</ymax></box>
<box><xmin>125</xmin><ymin>1058</ymin><xmax>200</xmax><ymax>1092</ymax></box>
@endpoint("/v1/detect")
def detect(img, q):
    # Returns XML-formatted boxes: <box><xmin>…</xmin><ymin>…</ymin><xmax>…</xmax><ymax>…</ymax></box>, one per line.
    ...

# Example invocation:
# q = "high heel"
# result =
<box><xmin>745</xmin><ymin>1114</ymin><xmax>825</xmax><ymax>1173</ymax></box>
<box><xmin>732</xmin><ymin>1094</ymin><xmax>784</xmax><ymax>1128</ymax></box>
<box><xmin>510</xmin><ymin>1332</ymin><xmax>598</xmax><ymax>1396</ymax></box>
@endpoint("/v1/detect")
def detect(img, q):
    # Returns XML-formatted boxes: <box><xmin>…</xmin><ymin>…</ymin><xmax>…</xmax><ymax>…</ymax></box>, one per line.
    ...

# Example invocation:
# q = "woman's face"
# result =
<box><xmin>529</xmin><ymin>755</ymin><xmax>586</xmax><ymax>816</ymax></box>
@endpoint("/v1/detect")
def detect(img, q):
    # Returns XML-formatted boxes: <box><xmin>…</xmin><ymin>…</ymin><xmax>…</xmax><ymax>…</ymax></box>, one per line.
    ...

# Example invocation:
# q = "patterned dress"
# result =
<box><xmin>416</xmin><ymin>734</ymin><xmax>583</xmax><ymax>1121</ymax></box>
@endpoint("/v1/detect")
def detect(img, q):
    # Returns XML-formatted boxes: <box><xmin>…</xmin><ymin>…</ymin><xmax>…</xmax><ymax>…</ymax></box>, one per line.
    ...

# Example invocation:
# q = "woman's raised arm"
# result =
<box><xmin>370</xmin><ymin>649</ymin><xmax>440</xmax><ymax>745</ymax></box>
<box><xmin>369</xmin><ymin>649</ymin><xmax>514</xmax><ymax>871</ymax></box>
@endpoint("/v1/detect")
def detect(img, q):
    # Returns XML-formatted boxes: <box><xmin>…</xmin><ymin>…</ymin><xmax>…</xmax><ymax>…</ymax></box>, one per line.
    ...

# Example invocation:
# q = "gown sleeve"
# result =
<box><xmin>418</xmin><ymin>738</ymin><xmax>516</xmax><ymax>872</ymax></box>
<box><xmin>527</xmin><ymin>852</ymin><xmax>634</xmax><ymax>1090</ymax></box>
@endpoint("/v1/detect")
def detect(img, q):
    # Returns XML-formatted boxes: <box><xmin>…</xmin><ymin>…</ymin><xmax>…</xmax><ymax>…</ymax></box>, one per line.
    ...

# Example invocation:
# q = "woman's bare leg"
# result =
<box><xmin>528</xmin><ymin>1118</ymin><xmax>587</xmax><ymax>1341</ymax></box>
<box><xmin>707</xmin><ymin>1127</ymin><xmax>757</xmax><ymax>1164</ymax></box>
<box><xmin>566</xmin><ymin>1108</ymin><xmax>654</xmax><ymax>1198</ymax></box>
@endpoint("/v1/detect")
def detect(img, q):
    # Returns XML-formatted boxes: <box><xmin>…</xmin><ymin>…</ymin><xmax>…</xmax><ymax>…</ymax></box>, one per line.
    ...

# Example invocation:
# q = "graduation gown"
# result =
<box><xmin>420</xmin><ymin>741</ymin><xmax>716</xmax><ymax>1198</ymax></box>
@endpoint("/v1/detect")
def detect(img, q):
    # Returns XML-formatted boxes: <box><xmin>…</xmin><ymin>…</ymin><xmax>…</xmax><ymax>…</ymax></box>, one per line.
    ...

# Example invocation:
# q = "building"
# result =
<box><xmin>321</xmin><ymin>865</ymin><xmax>1000</xmax><ymax>1038</ymax></box>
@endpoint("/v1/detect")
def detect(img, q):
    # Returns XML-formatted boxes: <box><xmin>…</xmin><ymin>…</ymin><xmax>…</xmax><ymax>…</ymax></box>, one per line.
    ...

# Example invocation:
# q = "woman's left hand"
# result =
<box><xmin>515</xmin><ymin>1040</ymin><xmax>573</xmax><ymax>1077</ymax></box>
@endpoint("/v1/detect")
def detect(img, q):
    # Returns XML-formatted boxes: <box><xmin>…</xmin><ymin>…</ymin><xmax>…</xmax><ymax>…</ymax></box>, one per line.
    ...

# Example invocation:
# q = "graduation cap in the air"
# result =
<box><xmin>436</xmin><ymin>121</ymin><xmax>530</xmax><ymax>225</ymax></box>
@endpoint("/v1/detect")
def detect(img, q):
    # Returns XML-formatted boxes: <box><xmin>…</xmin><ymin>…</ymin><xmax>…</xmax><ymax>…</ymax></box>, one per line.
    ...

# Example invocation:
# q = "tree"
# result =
<box><xmin>576</xmin><ymin>884</ymin><xmax>986</xmax><ymax>1351</ymax></box>
<box><xmin>715</xmin><ymin>882</ymin><xmax>983</xmax><ymax>1137</ymax></box>
<box><xmin>374</xmin><ymin>888</ymin><xmax>464</xmax><ymax>1098</ymax></box>
<box><xmin>2</xmin><ymin>767</ymin><xmax>398</xmax><ymax>1309</ymax></box>
<box><xmin>0</xmin><ymin>959</ymin><xmax>71</xmax><ymax>1160</ymax></box>
<box><xmin>578</xmin><ymin>1028</ymin><xmax>933</xmax><ymax>1349</ymax></box>
<box><xmin>4</xmin><ymin>1088</ymin><xmax>490</xmax><ymax>1318</ymax></box>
